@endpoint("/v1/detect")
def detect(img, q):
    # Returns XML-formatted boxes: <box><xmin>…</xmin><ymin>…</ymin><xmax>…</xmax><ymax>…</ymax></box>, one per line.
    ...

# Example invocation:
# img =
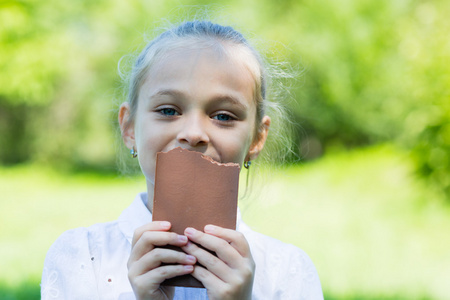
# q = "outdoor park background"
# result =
<box><xmin>0</xmin><ymin>0</ymin><xmax>449</xmax><ymax>299</ymax></box>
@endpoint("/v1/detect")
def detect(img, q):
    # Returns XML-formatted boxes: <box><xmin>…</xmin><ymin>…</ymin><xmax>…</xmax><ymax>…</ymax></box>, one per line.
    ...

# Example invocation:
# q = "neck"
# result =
<box><xmin>146</xmin><ymin>181</ymin><xmax>155</xmax><ymax>213</ymax></box>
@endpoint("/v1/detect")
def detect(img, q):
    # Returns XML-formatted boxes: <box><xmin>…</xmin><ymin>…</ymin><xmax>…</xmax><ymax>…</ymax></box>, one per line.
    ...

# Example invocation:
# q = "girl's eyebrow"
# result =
<box><xmin>149</xmin><ymin>89</ymin><xmax>184</xmax><ymax>99</ymax></box>
<box><xmin>211</xmin><ymin>95</ymin><xmax>249</xmax><ymax>111</ymax></box>
<box><xmin>150</xmin><ymin>89</ymin><xmax>249</xmax><ymax>111</ymax></box>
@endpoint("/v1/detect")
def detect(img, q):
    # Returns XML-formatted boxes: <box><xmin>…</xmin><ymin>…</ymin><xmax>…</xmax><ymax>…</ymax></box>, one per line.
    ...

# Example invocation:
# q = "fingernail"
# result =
<box><xmin>186</xmin><ymin>255</ymin><xmax>196</xmax><ymax>263</ymax></box>
<box><xmin>178</xmin><ymin>235</ymin><xmax>188</xmax><ymax>243</ymax></box>
<box><xmin>160</xmin><ymin>221</ymin><xmax>170</xmax><ymax>229</ymax></box>
<box><xmin>204</xmin><ymin>225</ymin><xmax>215</xmax><ymax>233</ymax></box>
<box><xmin>185</xmin><ymin>227</ymin><xmax>196</xmax><ymax>236</ymax></box>
<box><xmin>184</xmin><ymin>265</ymin><xmax>194</xmax><ymax>272</ymax></box>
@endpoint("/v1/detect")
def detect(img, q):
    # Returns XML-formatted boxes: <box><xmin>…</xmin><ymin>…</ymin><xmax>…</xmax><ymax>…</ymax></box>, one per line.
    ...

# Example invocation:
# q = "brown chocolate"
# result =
<box><xmin>152</xmin><ymin>147</ymin><xmax>240</xmax><ymax>288</ymax></box>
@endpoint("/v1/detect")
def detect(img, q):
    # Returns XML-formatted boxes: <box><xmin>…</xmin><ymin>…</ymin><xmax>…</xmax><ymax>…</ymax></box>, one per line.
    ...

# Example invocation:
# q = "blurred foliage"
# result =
<box><xmin>0</xmin><ymin>0</ymin><xmax>449</xmax><ymax>195</ymax></box>
<box><xmin>0</xmin><ymin>281</ymin><xmax>40</xmax><ymax>300</ymax></box>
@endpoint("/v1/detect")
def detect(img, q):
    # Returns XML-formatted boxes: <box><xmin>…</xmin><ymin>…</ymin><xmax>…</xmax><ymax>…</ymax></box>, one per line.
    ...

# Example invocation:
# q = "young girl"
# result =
<box><xmin>41</xmin><ymin>20</ymin><xmax>323</xmax><ymax>300</ymax></box>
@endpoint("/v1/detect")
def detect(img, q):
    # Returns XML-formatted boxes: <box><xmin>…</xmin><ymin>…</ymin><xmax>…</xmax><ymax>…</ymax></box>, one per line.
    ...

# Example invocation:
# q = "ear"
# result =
<box><xmin>118</xmin><ymin>102</ymin><xmax>135</xmax><ymax>150</ymax></box>
<box><xmin>247</xmin><ymin>116</ymin><xmax>271</xmax><ymax>161</ymax></box>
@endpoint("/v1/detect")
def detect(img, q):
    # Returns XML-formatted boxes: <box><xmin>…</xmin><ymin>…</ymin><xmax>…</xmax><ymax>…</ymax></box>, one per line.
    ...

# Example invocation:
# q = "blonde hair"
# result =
<box><xmin>118</xmin><ymin>20</ymin><xmax>298</xmax><ymax>174</ymax></box>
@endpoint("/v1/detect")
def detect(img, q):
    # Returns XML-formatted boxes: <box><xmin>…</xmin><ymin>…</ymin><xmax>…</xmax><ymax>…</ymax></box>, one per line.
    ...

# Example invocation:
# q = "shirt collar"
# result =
<box><xmin>117</xmin><ymin>192</ymin><xmax>152</xmax><ymax>244</ymax></box>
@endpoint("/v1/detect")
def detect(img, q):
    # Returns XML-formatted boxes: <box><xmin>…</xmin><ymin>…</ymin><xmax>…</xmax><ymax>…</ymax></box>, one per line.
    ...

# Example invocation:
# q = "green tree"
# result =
<box><xmin>1</xmin><ymin>0</ymin><xmax>449</xmax><ymax>196</ymax></box>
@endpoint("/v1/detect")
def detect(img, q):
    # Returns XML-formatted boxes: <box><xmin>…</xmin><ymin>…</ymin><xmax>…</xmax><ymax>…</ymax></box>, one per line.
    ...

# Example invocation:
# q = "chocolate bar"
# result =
<box><xmin>152</xmin><ymin>147</ymin><xmax>240</xmax><ymax>288</ymax></box>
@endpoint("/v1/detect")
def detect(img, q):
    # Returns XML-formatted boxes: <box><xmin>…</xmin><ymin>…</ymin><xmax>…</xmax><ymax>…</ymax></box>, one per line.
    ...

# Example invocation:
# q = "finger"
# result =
<box><xmin>132</xmin><ymin>221</ymin><xmax>171</xmax><ymax>247</ymax></box>
<box><xmin>182</xmin><ymin>240</ymin><xmax>234</xmax><ymax>283</ymax></box>
<box><xmin>128</xmin><ymin>231</ymin><xmax>188</xmax><ymax>266</ymax></box>
<box><xmin>129</xmin><ymin>248</ymin><xmax>196</xmax><ymax>278</ymax></box>
<box><xmin>184</xmin><ymin>227</ymin><xmax>243</xmax><ymax>268</ymax></box>
<box><xmin>204</xmin><ymin>225</ymin><xmax>251</xmax><ymax>257</ymax></box>
<box><xmin>190</xmin><ymin>264</ymin><xmax>226</xmax><ymax>292</ymax></box>
<box><xmin>132</xmin><ymin>264</ymin><xmax>195</xmax><ymax>291</ymax></box>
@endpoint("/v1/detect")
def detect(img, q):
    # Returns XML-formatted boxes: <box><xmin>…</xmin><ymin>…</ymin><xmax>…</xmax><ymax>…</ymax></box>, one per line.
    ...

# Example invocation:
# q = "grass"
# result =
<box><xmin>0</xmin><ymin>280</ymin><xmax>40</xmax><ymax>300</ymax></box>
<box><xmin>241</xmin><ymin>146</ymin><xmax>450</xmax><ymax>299</ymax></box>
<box><xmin>0</xmin><ymin>144</ymin><xmax>449</xmax><ymax>299</ymax></box>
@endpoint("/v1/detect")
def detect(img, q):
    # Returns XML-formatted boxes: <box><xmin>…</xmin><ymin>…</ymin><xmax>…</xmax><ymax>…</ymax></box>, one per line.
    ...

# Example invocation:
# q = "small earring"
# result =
<box><xmin>244</xmin><ymin>160</ymin><xmax>251</xmax><ymax>169</ymax></box>
<box><xmin>130</xmin><ymin>148</ymin><xmax>137</xmax><ymax>158</ymax></box>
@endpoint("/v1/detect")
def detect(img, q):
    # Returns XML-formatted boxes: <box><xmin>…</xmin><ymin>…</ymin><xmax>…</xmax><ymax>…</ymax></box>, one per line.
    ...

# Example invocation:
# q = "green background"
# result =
<box><xmin>0</xmin><ymin>0</ymin><xmax>449</xmax><ymax>299</ymax></box>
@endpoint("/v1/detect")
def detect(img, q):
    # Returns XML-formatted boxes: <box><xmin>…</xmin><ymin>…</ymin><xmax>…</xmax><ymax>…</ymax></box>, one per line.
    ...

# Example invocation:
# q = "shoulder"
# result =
<box><xmin>239</xmin><ymin>222</ymin><xmax>324</xmax><ymax>300</ymax></box>
<box><xmin>41</xmin><ymin>222</ymin><xmax>120</xmax><ymax>299</ymax></box>
<box><xmin>44</xmin><ymin>227</ymin><xmax>90</xmax><ymax>266</ymax></box>
<box><xmin>44</xmin><ymin>222</ymin><xmax>118</xmax><ymax>257</ymax></box>
<box><xmin>239</xmin><ymin>220</ymin><xmax>310</xmax><ymax>262</ymax></box>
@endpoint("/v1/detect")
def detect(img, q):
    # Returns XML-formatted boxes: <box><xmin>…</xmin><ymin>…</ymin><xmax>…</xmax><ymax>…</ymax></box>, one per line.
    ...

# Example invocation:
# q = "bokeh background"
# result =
<box><xmin>1</xmin><ymin>0</ymin><xmax>449</xmax><ymax>299</ymax></box>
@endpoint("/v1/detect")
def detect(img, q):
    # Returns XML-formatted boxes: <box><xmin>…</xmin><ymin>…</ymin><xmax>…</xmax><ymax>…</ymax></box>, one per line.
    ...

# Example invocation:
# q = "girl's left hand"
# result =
<box><xmin>182</xmin><ymin>225</ymin><xmax>255</xmax><ymax>300</ymax></box>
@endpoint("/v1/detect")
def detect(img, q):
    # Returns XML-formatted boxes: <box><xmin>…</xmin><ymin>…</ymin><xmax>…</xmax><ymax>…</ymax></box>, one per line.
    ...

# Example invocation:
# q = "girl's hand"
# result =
<box><xmin>127</xmin><ymin>221</ymin><xmax>196</xmax><ymax>300</ymax></box>
<box><xmin>182</xmin><ymin>225</ymin><xmax>255</xmax><ymax>300</ymax></box>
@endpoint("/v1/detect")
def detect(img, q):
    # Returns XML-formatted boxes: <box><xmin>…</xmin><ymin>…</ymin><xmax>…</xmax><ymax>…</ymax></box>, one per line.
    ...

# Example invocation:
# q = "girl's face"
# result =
<box><xmin>120</xmin><ymin>46</ymin><xmax>270</xmax><ymax>191</ymax></box>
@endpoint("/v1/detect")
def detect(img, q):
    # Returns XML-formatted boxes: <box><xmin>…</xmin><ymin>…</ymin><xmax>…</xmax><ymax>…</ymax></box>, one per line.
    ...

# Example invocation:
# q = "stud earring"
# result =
<box><xmin>244</xmin><ymin>160</ymin><xmax>251</xmax><ymax>169</ymax></box>
<box><xmin>130</xmin><ymin>148</ymin><xmax>138</xmax><ymax>158</ymax></box>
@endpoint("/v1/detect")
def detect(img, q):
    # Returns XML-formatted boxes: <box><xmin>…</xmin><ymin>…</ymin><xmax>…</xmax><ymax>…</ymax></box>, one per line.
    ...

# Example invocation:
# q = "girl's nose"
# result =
<box><xmin>176</xmin><ymin>114</ymin><xmax>210</xmax><ymax>147</ymax></box>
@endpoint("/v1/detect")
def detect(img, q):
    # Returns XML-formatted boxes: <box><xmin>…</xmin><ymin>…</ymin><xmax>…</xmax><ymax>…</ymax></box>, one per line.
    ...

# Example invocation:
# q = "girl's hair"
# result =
<box><xmin>118</xmin><ymin>20</ymin><xmax>297</xmax><ymax>174</ymax></box>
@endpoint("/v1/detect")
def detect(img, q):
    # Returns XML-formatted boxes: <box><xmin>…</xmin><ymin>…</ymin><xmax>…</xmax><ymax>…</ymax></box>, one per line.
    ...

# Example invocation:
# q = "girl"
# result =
<box><xmin>41</xmin><ymin>20</ymin><xmax>323</xmax><ymax>300</ymax></box>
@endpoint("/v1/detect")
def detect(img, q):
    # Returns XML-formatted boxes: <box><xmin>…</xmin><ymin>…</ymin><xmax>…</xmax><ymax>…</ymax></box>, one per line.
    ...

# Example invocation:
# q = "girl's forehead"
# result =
<box><xmin>151</xmin><ymin>48</ymin><xmax>251</xmax><ymax>85</ymax></box>
<box><xmin>149</xmin><ymin>40</ymin><xmax>261</xmax><ymax>82</ymax></box>
<box><xmin>146</xmin><ymin>45</ymin><xmax>252</xmax><ymax>80</ymax></box>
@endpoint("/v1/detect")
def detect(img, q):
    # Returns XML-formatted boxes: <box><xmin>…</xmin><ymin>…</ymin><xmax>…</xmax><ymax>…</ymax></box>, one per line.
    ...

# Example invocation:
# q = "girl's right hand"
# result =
<box><xmin>127</xmin><ymin>221</ymin><xmax>196</xmax><ymax>300</ymax></box>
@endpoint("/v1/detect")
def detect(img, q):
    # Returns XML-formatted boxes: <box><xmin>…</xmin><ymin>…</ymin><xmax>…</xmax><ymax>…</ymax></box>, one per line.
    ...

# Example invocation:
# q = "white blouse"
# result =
<box><xmin>41</xmin><ymin>193</ymin><xmax>323</xmax><ymax>299</ymax></box>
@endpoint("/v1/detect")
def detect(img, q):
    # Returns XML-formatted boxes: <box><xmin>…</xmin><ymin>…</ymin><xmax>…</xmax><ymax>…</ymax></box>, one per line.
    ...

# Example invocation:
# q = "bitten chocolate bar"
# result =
<box><xmin>152</xmin><ymin>147</ymin><xmax>240</xmax><ymax>288</ymax></box>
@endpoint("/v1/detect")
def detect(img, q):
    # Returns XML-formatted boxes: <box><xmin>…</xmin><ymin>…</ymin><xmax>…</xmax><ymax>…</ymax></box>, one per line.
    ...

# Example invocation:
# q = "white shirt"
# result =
<box><xmin>41</xmin><ymin>193</ymin><xmax>323</xmax><ymax>299</ymax></box>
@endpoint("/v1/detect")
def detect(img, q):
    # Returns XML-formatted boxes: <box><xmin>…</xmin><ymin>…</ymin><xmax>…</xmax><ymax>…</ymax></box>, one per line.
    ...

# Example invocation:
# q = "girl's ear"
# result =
<box><xmin>118</xmin><ymin>102</ymin><xmax>135</xmax><ymax>149</ymax></box>
<box><xmin>247</xmin><ymin>116</ymin><xmax>271</xmax><ymax>161</ymax></box>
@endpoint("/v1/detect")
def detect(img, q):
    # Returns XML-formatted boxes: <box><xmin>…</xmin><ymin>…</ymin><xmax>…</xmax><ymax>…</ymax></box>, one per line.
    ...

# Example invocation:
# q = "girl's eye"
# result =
<box><xmin>159</xmin><ymin>108</ymin><xmax>179</xmax><ymax>116</ymax></box>
<box><xmin>212</xmin><ymin>113</ymin><xmax>234</xmax><ymax>122</ymax></box>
